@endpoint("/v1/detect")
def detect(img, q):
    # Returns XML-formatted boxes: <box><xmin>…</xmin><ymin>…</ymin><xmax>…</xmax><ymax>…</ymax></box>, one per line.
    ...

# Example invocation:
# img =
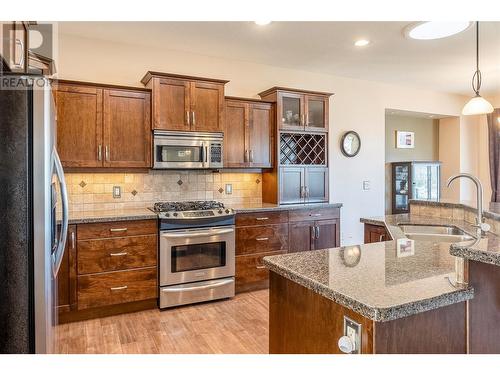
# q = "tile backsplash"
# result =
<box><xmin>66</xmin><ymin>170</ymin><xmax>263</xmax><ymax>212</ymax></box>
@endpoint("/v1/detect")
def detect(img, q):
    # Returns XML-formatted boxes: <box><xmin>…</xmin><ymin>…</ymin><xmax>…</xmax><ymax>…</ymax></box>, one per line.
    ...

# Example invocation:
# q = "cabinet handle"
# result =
<box><xmin>379</xmin><ymin>234</ymin><xmax>385</xmax><ymax>242</ymax></box>
<box><xmin>186</xmin><ymin>111</ymin><xmax>190</xmax><ymax>126</ymax></box>
<box><xmin>311</xmin><ymin>225</ymin><xmax>316</xmax><ymax>240</ymax></box>
<box><xmin>192</xmin><ymin>111</ymin><xmax>196</xmax><ymax>126</ymax></box>
<box><xmin>109</xmin><ymin>227</ymin><xmax>128</xmax><ymax>232</ymax></box>
<box><xmin>249</xmin><ymin>150</ymin><xmax>254</xmax><ymax>162</ymax></box>
<box><xmin>316</xmin><ymin>226</ymin><xmax>320</xmax><ymax>239</ymax></box>
<box><xmin>305</xmin><ymin>186</ymin><xmax>310</xmax><ymax>198</ymax></box>
<box><xmin>71</xmin><ymin>230</ymin><xmax>76</xmax><ymax>249</ymax></box>
<box><xmin>309</xmin><ymin>213</ymin><xmax>322</xmax><ymax>217</ymax></box>
<box><xmin>256</xmin><ymin>237</ymin><xmax>269</xmax><ymax>241</ymax></box>
<box><xmin>255</xmin><ymin>217</ymin><xmax>269</xmax><ymax>221</ymax></box>
<box><xmin>300</xmin><ymin>186</ymin><xmax>305</xmax><ymax>198</ymax></box>
<box><xmin>105</xmin><ymin>145</ymin><xmax>110</xmax><ymax>162</ymax></box>
<box><xmin>301</xmin><ymin>114</ymin><xmax>305</xmax><ymax>126</ymax></box>
<box><xmin>244</xmin><ymin>150</ymin><xmax>249</xmax><ymax>162</ymax></box>
<box><xmin>109</xmin><ymin>252</ymin><xmax>128</xmax><ymax>257</ymax></box>
<box><xmin>110</xmin><ymin>286</ymin><xmax>128</xmax><ymax>291</ymax></box>
<box><xmin>97</xmin><ymin>145</ymin><xmax>102</xmax><ymax>161</ymax></box>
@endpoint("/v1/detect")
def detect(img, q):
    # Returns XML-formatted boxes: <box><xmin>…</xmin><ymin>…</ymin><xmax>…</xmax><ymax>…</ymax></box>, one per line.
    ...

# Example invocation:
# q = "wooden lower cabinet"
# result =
<box><xmin>58</xmin><ymin>219</ymin><xmax>158</xmax><ymax>322</ymax></box>
<box><xmin>235</xmin><ymin>207</ymin><xmax>340</xmax><ymax>292</ymax></box>
<box><xmin>77</xmin><ymin>267</ymin><xmax>157</xmax><ymax>310</ymax></box>
<box><xmin>364</xmin><ymin>223</ymin><xmax>390</xmax><ymax>244</ymax></box>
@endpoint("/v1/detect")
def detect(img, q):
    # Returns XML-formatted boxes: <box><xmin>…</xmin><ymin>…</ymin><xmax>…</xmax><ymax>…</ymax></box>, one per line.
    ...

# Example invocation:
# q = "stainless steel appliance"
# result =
<box><xmin>153</xmin><ymin>131</ymin><xmax>223</xmax><ymax>169</ymax></box>
<box><xmin>0</xmin><ymin>75</ymin><xmax>68</xmax><ymax>353</ymax></box>
<box><xmin>152</xmin><ymin>201</ymin><xmax>235</xmax><ymax>308</ymax></box>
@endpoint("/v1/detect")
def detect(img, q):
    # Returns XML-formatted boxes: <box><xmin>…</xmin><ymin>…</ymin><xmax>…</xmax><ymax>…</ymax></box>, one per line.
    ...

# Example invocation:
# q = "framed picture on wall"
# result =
<box><xmin>396</xmin><ymin>131</ymin><xmax>415</xmax><ymax>148</ymax></box>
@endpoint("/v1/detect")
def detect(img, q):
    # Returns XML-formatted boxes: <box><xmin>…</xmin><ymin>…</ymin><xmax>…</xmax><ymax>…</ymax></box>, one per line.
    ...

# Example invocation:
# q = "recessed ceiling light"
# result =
<box><xmin>354</xmin><ymin>39</ymin><xmax>370</xmax><ymax>47</ymax></box>
<box><xmin>429</xmin><ymin>115</ymin><xmax>435</xmax><ymax>118</ymax></box>
<box><xmin>405</xmin><ymin>21</ymin><xmax>472</xmax><ymax>40</ymax></box>
<box><xmin>254</xmin><ymin>20</ymin><xmax>271</xmax><ymax>26</ymax></box>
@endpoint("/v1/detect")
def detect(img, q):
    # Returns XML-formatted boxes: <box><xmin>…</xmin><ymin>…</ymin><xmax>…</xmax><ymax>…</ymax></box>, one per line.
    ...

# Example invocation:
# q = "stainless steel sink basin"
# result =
<box><xmin>399</xmin><ymin>224</ymin><xmax>475</xmax><ymax>243</ymax></box>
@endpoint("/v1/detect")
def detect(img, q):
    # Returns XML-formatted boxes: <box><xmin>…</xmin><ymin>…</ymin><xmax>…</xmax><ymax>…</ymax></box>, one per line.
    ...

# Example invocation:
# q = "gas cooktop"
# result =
<box><xmin>151</xmin><ymin>201</ymin><xmax>234</xmax><ymax>222</ymax></box>
<box><xmin>153</xmin><ymin>200</ymin><xmax>225</xmax><ymax>212</ymax></box>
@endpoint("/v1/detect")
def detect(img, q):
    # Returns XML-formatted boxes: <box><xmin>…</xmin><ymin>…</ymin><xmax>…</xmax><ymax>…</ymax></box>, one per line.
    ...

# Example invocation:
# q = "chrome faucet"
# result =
<box><xmin>447</xmin><ymin>173</ymin><xmax>491</xmax><ymax>237</ymax></box>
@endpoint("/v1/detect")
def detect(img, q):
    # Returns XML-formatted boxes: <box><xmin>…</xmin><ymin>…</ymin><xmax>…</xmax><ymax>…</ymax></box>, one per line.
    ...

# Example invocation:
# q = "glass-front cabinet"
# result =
<box><xmin>305</xmin><ymin>95</ymin><xmax>328</xmax><ymax>131</ymax></box>
<box><xmin>391</xmin><ymin>161</ymin><xmax>441</xmax><ymax>214</ymax></box>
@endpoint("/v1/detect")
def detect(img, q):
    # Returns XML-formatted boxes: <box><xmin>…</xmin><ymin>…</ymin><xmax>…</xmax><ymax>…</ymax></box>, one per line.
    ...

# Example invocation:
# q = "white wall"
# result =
<box><xmin>57</xmin><ymin>33</ymin><xmax>468</xmax><ymax>245</ymax></box>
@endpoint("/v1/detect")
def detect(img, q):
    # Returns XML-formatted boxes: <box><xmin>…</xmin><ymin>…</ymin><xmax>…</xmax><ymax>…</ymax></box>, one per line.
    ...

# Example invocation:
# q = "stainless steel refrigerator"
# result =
<box><xmin>0</xmin><ymin>74</ymin><xmax>68</xmax><ymax>353</ymax></box>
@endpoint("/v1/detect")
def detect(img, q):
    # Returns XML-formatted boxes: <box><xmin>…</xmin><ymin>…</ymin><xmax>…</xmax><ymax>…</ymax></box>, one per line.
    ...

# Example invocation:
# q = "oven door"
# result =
<box><xmin>160</xmin><ymin>226</ymin><xmax>235</xmax><ymax>286</ymax></box>
<box><xmin>154</xmin><ymin>137</ymin><xmax>208</xmax><ymax>169</ymax></box>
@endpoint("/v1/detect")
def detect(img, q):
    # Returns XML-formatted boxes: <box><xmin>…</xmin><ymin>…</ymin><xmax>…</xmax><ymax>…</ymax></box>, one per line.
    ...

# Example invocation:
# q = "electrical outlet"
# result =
<box><xmin>113</xmin><ymin>186</ymin><xmax>121</xmax><ymax>198</ymax></box>
<box><xmin>343</xmin><ymin>316</ymin><xmax>362</xmax><ymax>354</ymax></box>
<box><xmin>225</xmin><ymin>184</ymin><xmax>233</xmax><ymax>195</ymax></box>
<box><xmin>362</xmin><ymin>180</ymin><xmax>370</xmax><ymax>190</ymax></box>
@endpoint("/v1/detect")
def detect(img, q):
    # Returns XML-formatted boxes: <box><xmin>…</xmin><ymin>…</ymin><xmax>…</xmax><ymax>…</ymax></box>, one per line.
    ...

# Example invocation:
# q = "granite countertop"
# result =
<box><xmin>69</xmin><ymin>208</ymin><xmax>158</xmax><ymax>224</ymax></box>
<box><xmin>364</xmin><ymin>210</ymin><xmax>500</xmax><ymax>267</ymax></box>
<box><xmin>232</xmin><ymin>202</ymin><xmax>342</xmax><ymax>213</ymax></box>
<box><xmin>263</xmin><ymin>213</ymin><xmax>477</xmax><ymax>322</ymax></box>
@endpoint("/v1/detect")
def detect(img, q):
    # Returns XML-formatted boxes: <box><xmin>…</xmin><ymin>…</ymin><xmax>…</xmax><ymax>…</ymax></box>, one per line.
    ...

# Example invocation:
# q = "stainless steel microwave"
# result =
<box><xmin>153</xmin><ymin>131</ymin><xmax>223</xmax><ymax>169</ymax></box>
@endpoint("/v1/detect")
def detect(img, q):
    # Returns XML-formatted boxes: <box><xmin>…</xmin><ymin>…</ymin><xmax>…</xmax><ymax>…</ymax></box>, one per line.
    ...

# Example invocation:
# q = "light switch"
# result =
<box><xmin>225</xmin><ymin>184</ymin><xmax>233</xmax><ymax>195</ymax></box>
<box><xmin>113</xmin><ymin>186</ymin><xmax>121</xmax><ymax>198</ymax></box>
<box><xmin>362</xmin><ymin>181</ymin><xmax>370</xmax><ymax>190</ymax></box>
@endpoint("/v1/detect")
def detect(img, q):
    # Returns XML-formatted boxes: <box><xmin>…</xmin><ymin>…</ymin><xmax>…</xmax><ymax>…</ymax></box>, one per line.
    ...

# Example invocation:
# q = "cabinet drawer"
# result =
<box><xmin>236</xmin><ymin>211</ymin><xmax>288</xmax><ymax>226</ymax></box>
<box><xmin>78</xmin><ymin>219</ymin><xmax>157</xmax><ymax>240</ymax></box>
<box><xmin>235</xmin><ymin>250</ymin><xmax>286</xmax><ymax>292</ymax></box>
<box><xmin>77</xmin><ymin>267</ymin><xmax>157</xmax><ymax>309</ymax></box>
<box><xmin>236</xmin><ymin>224</ymin><xmax>288</xmax><ymax>256</ymax></box>
<box><xmin>289</xmin><ymin>207</ymin><xmax>340</xmax><ymax>222</ymax></box>
<box><xmin>77</xmin><ymin>235</ymin><xmax>157</xmax><ymax>275</ymax></box>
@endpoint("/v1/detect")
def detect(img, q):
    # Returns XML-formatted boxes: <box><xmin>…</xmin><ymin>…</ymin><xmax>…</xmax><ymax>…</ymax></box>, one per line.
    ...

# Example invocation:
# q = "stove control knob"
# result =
<box><xmin>225</xmin><ymin>209</ymin><xmax>230</xmax><ymax>214</ymax></box>
<box><xmin>173</xmin><ymin>212</ymin><xmax>178</xmax><ymax>217</ymax></box>
<box><xmin>218</xmin><ymin>209</ymin><xmax>223</xmax><ymax>214</ymax></box>
<box><xmin>165</xmin><ymin>213</ymin><xmax>170</xmax><ymax>218</ymax></box>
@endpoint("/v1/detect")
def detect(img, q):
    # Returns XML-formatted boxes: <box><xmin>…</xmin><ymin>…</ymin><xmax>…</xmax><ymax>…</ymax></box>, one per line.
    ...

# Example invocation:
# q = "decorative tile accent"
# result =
<box><xmin>131</xmin><ymin>190</ymin><xmax>138</xmax><ymax>196</ymax></box>
<box><xmin>79</xmin><ymin>181</ymin><xmax>87</xmax><ymax>188</ymax></box>
<box><xmin>218</xmin><ymin>187</ymin><xmax>224</xmax><ymax>194</ymax></box>
<box><xmin>177</xmin><ymin>179</ymin><xmax>183</xmax><ymax>186</ymax></box>
<box><xmin>256</xmin><ymin>179</ymin><xmax>261</xmax><ymax>184</ymax></box>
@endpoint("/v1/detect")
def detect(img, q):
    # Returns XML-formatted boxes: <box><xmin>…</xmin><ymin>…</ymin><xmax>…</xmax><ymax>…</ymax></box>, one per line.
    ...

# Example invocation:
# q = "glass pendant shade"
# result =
<box><xmin>462</xmin><ymin>95</ymin><xmax>494</xmax><ymax>115</ymax></box>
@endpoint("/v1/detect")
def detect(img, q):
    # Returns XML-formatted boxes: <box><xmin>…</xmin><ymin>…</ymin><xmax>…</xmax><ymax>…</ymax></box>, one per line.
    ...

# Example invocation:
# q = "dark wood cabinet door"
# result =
<box><xmin>190</xmin><ymin>81</ymin><xmax>224</xmax><ymax>132</ymax></box>
<box><xmin>55</xmin><ymin>84</ymin><xmax>103</xmax><ymax>167</ymax></box>
<box><xmin>280</xmin><ymin>167</ymin><xmax>304</xmax><ymax>204</ymax></box>
<box><xmin>57</xmin><ymin>225</ymin><xmax>77</xmax><ymax>314</ymax></box>
<box><xmin>313</xmin><ymin>219</ymin><xmax>339</xmax><ymax>250</ymax></box>
<box><xmin>153</xmin><ymin>78</ymin><xmax>190</xmax><ymax>131</ymax></box>
<box><xmin>224</xmin><ymin>100</ymin><xmax>248</xmax><ymax>167</ymax></box>
<box><xmin>103</xmin><ymin>89</ymin><xmax>151</xmax><ymax>168</ymax></box>
<box><xmin>305</xmin><ymin>167</ymin><xmax>328</xmax><ymax>203</ymax></box>
<box><xmin>305</xmin><ymin>95</ymin><xmax>329</xmax><ymax>131</ymax></box>
<box><xmin>249</xmin><ymin>102</ymin><xmax>273</xmax><ymax>168</ymax></box>
<box><xmin>288</xmin><ymin>222</ymin><xmax>313</xmax><ymax>253</ymax></box>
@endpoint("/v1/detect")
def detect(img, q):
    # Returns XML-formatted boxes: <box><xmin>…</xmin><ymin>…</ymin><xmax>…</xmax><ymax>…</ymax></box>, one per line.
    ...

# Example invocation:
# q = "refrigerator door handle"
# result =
<box><xmin>52</xmin><ymin>150</ymin><xmax>69</xmax><ymax>277</ymax></box>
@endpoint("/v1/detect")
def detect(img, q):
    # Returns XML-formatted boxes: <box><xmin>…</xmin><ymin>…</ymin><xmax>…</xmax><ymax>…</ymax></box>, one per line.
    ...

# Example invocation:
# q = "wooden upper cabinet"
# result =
<box><xmin>224</xmin><ymin>97</ymin><xmax>274</xmax><ymax>169</ymax></box>
<box><xmin>103</xmin><ymin>89</ymin><xmax>151</xmax><ymax>168</ymax></box>
<box><xmin>55</xmin><ymin>84</ymin><xmax>103</xmax><ymax>168</ymax></box>
<box><xmin>141</xmin><ymin>71</ymin><xmax>228</xmax><ymax>133</ymax></box>
<box><xmin>258</xmin><ymin>87</ymin><xmax>332</xmax><ymax>132</ymax></box>
<box><xmin>54</xmin><ymin>80</ymin><xmax>151</xmax><ymax>169</ymax></box>
<box><xmin>154</xmin><ymin>78</ymin><xmax>190</xmax><ymax>131</ymax></box>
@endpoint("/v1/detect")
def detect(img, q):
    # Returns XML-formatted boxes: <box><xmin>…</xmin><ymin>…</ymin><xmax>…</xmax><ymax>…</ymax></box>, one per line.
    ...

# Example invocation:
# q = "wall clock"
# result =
<box><xmin>340</xmin><ymin>131</ymin><xmax>361</xmax><ymax>157</ymax></box>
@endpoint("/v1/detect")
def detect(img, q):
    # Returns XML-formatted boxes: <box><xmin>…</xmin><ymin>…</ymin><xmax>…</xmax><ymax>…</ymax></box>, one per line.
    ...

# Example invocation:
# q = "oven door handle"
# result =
<box><xmin>161</xmin><ymin>228</ymin><xmax>234</xmax><ymax>238</ymax></box>
<box><xmin>161</xmin><ymin>278</ymin><xmax>234</xmax><ymax>293</ymax></box>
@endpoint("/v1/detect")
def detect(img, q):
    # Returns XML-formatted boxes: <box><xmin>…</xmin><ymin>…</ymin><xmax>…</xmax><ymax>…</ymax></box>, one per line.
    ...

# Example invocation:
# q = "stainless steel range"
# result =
<box><xmin>153</xmin><ymin>201</ymin><xmax>235</xmax><ymax>308</ymax></box>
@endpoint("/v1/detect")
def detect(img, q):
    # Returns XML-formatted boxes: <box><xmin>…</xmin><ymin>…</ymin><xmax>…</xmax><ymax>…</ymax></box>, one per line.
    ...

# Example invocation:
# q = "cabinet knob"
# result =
<box><xmin>338</xmin><ymin>336</ymin><xmax>355</xmax><ymax>354</ymax></box>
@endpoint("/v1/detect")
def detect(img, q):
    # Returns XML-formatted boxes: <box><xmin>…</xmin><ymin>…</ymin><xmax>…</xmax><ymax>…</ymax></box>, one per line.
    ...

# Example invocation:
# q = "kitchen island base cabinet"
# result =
<box><xmin>364</xmin><ymin>224</ymin><xmax>391</xmax><ymax>243</ymax></box>
<box><xmin>269</xmin><ymin>272</ymin><xmax>467</xmax><ymax>354</ymax></box>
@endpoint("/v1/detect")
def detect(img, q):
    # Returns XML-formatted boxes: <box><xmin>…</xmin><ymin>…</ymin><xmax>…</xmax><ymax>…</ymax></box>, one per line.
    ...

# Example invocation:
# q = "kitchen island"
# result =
<box><xmin>264</xmin><ymin>200</ymin><xmax>500</xmax><ymax>354</ymax></box>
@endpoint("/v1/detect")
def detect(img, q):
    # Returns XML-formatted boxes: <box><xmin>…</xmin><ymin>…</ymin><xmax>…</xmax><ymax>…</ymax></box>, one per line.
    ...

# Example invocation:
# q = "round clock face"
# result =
<box><xmin>341</xmin><ymin>131</ymin><xmax>361</xmax><ymax>157</ymax></box>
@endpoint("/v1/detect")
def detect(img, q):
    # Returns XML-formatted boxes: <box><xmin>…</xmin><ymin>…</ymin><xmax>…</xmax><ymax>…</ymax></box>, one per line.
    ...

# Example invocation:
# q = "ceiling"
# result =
<box><xmin>58</xmin><ymin>21</ymin><xmax>500</xmax><ymax>96</ymax></box>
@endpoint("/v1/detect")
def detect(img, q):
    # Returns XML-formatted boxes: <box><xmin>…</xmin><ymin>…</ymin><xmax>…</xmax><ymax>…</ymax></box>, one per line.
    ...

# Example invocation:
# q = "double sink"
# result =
<box><xmin>399</xmin><ymin>224</ymin><xmax>475</xmax><ymax>243</ymax></box>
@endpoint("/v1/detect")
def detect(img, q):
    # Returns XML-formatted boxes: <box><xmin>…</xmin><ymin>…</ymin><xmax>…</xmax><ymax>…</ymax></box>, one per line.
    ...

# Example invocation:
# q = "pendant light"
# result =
<box><xmin>462</xmin><ymin>21</ymin><xmax>494</xmax><ymax>115</ymax></box>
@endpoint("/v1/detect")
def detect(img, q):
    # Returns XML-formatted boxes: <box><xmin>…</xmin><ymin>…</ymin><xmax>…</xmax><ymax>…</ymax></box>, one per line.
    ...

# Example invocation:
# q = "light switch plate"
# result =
<box><xmin>343</xmin><ymin>316</ymin><xmax>362</xmax><ymax>354</ymax></box>
<box><xmin>225</xmin><ymin>184</ymin><xmax>233</xmax><ymax>195</ymax></box>
<box><xmin>362</xmin><ymin>181</ymin><xmax>370</xmax><ymax>190</ymax></box>
<box><xmin>113</xmin><ymin>186</ymin><xmax>121</xmax><ymax>198</ymax></box>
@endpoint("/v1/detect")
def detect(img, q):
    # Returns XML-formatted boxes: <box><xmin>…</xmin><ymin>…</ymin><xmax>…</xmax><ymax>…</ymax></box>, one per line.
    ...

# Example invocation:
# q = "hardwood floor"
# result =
<box><xmin>55</xmin><ymin>289</ymin><xmax>269</xmax><ymax>354</ymax></box>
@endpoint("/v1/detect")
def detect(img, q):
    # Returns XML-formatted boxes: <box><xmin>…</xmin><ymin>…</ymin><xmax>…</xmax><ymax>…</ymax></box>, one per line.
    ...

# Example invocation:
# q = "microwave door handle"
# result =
<box><xmin>205</xmin><ymin>144</ymin><xmax>209</xmax><ymax>164</ymax></box>
<box><xmin>200</xmin><ymin>143</ymin><xmax>205</xmax><ymax>168</ymax></box>
<box><xmin>52</xmin><ymin>150</ymin><xmax>69</xmax><ymax>277</ymax></box>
